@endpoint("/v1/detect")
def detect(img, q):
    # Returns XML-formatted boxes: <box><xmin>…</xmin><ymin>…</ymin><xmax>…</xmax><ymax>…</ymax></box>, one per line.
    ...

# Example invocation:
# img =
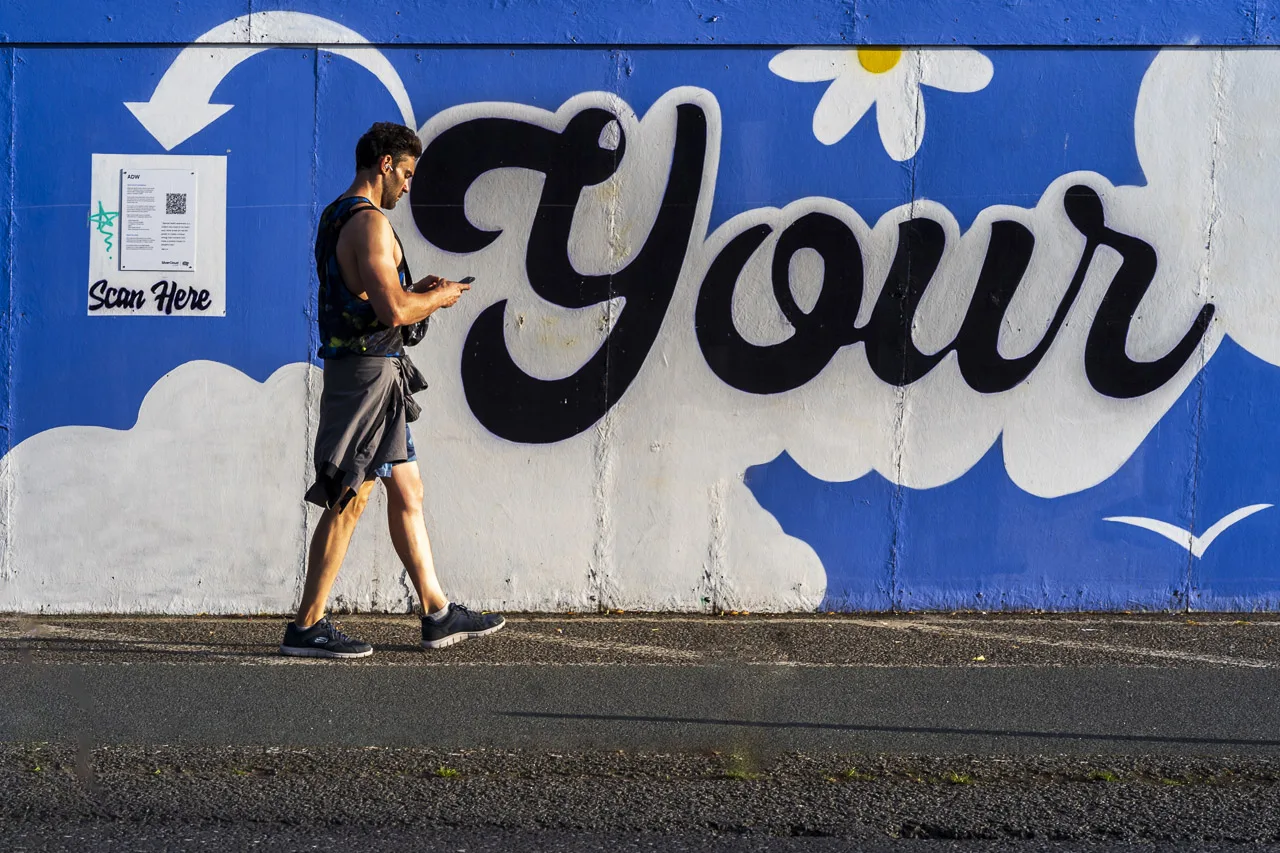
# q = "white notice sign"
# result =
<box><xmin>88</xmin><ymin>154</ymin><xmax>226</xmax><ymax>317</ymax></box>
<box><xmin>119</xmin><ymin>168</ymin><xmax>198</xmax><ymax>272</ymax></box>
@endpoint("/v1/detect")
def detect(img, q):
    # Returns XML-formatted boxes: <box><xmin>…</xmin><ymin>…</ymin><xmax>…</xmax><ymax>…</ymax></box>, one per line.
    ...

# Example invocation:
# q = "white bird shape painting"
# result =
<box><xmin>1104</xmin><ymin>504</ymin><xmax>1273</xmax><ymax>559</ymax></box>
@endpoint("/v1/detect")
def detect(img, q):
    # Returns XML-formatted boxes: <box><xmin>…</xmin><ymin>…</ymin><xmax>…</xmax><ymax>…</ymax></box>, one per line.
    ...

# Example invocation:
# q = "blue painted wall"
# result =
<box><xmin>3</xmin><ymin>1</ymin><xmax>1277</xmax><ymax>46</ymax></box>
<box><xmin>4</xmin><ymin>2</ymin><xmax>1280</xmax><ymax>613</ymax></box>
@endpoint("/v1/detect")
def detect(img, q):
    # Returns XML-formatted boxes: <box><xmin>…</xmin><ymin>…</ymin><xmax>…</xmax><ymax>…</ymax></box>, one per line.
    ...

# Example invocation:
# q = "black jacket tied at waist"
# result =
<box><xmin>304</xmin><ymin>353</ymin><xmax>429</xmax><ymax>511</ymax></box>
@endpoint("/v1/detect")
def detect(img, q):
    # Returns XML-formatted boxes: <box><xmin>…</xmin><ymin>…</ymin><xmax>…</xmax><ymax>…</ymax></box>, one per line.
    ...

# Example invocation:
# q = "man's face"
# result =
<box><xmin>380</xmin><ymin>155</ymin><xmax>415</xmax><ymax>209</ymax></box>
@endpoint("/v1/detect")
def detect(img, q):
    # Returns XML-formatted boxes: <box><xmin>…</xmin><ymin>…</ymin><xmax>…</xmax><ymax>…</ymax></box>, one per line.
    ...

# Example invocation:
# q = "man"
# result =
<box><xmin>281</xmin><ymin>122</ymin><xmax>505</xmax><ymax>658</ymax></box>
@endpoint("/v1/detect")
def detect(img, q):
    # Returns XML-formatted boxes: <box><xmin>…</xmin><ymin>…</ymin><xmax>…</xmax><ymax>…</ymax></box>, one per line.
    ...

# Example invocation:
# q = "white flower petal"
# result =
<box><xmin>876</xmin><ymin>83</ymin><xmax>925</xmax><ymax>161</ymax></box>
<box><xmin>769</xmin><ymin>48</ymin><xmax>851</xmax><ymax>83</ymax></box>
<box><xmin>812</xmin><ymin>71</ymin><xmax>879</xmax><ymax>145</ymax></box>
<box><xmin>918</xmin><ymin>48</ymin><xmax>994</xmax><ymax>94</ymax></box>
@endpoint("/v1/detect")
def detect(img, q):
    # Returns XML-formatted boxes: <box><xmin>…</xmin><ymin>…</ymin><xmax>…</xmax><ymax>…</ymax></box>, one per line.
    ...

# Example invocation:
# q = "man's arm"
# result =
<box><xmin>346</xmin><ymin>211</ymin><xmax>470</xmax><ymax>327</ymax></box>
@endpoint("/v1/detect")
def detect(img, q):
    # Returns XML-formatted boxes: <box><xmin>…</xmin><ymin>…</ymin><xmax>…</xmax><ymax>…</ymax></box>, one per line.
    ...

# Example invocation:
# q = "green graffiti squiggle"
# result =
<box><xmin>88</xmin><ymin>201</ymin><xmax>120</xmax><ymax>255</ymax></box>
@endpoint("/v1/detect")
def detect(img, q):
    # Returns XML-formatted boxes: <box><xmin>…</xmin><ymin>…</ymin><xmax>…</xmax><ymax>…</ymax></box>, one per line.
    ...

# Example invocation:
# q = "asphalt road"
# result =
<box><xmin>7</xmin><ymin>742</ymin><xmax>1280</xmax><ymax>850</ymax></box>
<box><xmin>1</xmin><ymin>823</ymin><xmax>1268</xmax><ymax>853</ymax></box>
<box><xmin>3</xmin><ymin>662</ymin><xmax>1280</xmax><ymax>755</ymax></box>
<box><xmin>4</xmin><ymin>612</ymin><xmax>1280</xmax><ymax>849</ymax></box>
<box><xmin>3</xmin><ymin>612</ymin><xmax>1279</xmax><ymax>755</ymax></box>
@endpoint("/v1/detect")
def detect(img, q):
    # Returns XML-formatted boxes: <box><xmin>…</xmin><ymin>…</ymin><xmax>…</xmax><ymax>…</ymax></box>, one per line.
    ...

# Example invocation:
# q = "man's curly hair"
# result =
<box><xmin>354</xmin><ymin>122</ymin><xmax>423</xmax><ymax>171</ymax></box>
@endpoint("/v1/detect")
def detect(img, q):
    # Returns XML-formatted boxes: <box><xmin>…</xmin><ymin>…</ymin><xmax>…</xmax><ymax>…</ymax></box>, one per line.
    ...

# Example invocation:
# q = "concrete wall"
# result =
<box><xmin>4</xmin><ymin>2</ymin><xmax>1280</xmax><ymax>613</ymax></box>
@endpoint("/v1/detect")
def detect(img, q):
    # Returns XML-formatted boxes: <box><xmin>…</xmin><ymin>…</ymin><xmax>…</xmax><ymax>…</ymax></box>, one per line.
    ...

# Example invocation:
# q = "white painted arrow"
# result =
<box><xmin>125</xmin><ymin>12</ymin><xmax>416</xmax><ymax>151</ymax></box>
<box><xmin>1105</xmin><ymin>503</ymin><xmax>1273</xmax><ymax>559</ymax></box>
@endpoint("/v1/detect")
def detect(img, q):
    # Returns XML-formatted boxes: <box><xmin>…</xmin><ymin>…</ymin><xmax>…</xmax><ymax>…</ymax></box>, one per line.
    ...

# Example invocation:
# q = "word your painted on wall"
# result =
<box><xmin>88</xmin><ymin>279</ymin><xmax>214</xmax><ymax>314</ymax></box>
<box><xmin>697</xmin><ymin>187</ymin><xmax>1211</xmax><ymax>399</ymax></box>
<box><xmin>411</xmin><ymin>94</ymin><xmax>1215</xmax><ymax>446</ymax></box>
<box><xmin>413</xmin><ymin>103</ymin><xmax>707</xmax><ymax>444</ymax></box>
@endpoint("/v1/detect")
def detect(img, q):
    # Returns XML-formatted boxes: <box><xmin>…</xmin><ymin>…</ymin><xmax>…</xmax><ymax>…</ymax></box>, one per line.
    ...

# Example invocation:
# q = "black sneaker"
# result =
<box><xmin>421</xmin><ymin>603</ymin><xmax>506</xmax><ymax>649</ymax></box>
<box><xmin>279</xmin><ymin>617</ymin><xmax>373</xmax><ymax>659</ymax></box>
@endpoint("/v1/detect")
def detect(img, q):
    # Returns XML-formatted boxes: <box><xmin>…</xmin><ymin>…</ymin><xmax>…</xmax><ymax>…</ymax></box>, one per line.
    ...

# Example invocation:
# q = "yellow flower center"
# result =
<box><xmin>857</xmin><ymin>47</ymin><xmax>903</xmax><ymax>74</ymax></box>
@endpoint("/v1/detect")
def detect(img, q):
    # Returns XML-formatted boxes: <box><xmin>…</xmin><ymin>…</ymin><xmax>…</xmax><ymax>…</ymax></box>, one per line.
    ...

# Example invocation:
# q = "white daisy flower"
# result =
<box><xmin>769</xmin><ymin>47</ymin><xmax>994</xmax><ymax>161</ymax></box>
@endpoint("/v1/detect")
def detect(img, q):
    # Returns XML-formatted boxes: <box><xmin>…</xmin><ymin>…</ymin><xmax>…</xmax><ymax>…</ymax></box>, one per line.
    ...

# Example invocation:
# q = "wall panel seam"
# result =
<box><xmin>2</xmin><ymin>46</ymin><xmax>16</xmax><ymax>581</ymax></box>
<box><xmin>1187</xmin><ymin>50</ymin><xmax>1232</xmax><ymax>611</ymax></box>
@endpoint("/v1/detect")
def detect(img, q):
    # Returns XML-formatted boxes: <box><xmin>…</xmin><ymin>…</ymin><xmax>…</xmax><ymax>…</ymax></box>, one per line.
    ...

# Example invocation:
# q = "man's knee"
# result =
<box><xmin>386</xmin><ymin>467</ymin><xmax>424</xmax><ymax>513</ymax></box>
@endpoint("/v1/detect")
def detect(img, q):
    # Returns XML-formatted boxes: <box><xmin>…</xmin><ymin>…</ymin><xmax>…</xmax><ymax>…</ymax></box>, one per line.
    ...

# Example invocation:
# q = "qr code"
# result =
<box><xmin>165</xmin><ymin>193</ymin><xmax>187</xmax><ymax>215</ymax></box>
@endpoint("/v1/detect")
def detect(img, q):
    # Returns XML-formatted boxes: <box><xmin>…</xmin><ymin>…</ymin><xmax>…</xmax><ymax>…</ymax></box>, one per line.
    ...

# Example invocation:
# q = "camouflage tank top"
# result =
<box><xmin>314</xmin><ymin>196</ymin><xmax>408</xmax><ymax>359</ymax></box>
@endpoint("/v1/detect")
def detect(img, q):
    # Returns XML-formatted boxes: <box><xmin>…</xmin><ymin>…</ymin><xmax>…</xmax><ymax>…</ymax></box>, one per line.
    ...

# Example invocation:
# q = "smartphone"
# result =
<box><xmin>458</xmin><ymin>276</ymin><xmax>476</xmax><ymax>284</ymax></box>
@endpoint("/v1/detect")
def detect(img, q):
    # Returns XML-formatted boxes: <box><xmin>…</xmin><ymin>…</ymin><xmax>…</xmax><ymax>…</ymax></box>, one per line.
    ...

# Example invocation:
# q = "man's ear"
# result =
<box><xmin>381</xmin><ymin>155</ymin><xmax>392</xmax><ymax>174</ymax></box>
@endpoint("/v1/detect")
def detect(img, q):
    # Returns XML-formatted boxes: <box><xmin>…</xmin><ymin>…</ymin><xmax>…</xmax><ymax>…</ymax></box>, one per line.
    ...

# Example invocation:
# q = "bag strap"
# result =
<box><xmin>333</xmin><ymin>201</ymin><xmax>379</xmax><ymax>234</ymax></box>
<box><xmin>392</xmin><ymin>227</ymin><xmax>430</xmax><ymax>346</ymax></box>
<box><xmin>317</xmin><ymin>199</ymin><xmax>378</xmax><ymax>287</ymax></box>
<box><xmin>391</xmin><ymin>228</ymin><xmax>412</xmax><ymax>287</ymax></box>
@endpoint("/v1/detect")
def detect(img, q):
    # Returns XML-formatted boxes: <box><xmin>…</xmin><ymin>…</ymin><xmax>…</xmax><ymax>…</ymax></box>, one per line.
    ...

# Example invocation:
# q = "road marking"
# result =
<box><xmin>1</xmin><ymin>624</ymin><xmax>153</xmax><ymax>643</ymax></box>
<box><xmin>0</xmin><ymin>622</ymin><xmax>703</xmax><ymax>666</ymax></box>
<box><xmin>843</xmin><ymin>618</ymin><xmax>1275</xmax><ymax>669</ymax></box>
<box><xmin>513</xmin><ymin>632</ymin><xmax>705</xmax><ymax>661</ymax></box>
<box><xmin>0</xmin><ymin>658</ymin><xmax>1101</xmax><ymax>669</ymax></box>
<box><xmin>3</xmin><ymin>618</ymin><xmax>1276</xmax><ymax>668</ymax></box>
<box><xmin>496</xmin><ymin>615</ymin><xmax>1280</xmax><ymax>628</ymax></box>
<box><xmin>0</xmin><ymin>623</ymin><xmax>245</xmax><ymax>660</ymax></box>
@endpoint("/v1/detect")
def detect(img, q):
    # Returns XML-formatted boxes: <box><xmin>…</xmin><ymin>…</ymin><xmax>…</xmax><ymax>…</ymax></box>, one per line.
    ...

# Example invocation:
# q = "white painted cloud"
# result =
<box><xmin>1148</xmin><ymin>49</ymin><xmax>1280</xmax><ymax>368</ymax></box>
<box><xmin>0</xmin><ymin>354</ymin><xmax>819</xmax><ymax>614</ymax></box>
<box><xmin>0</xmin><ymin>362</ymin><xmax>316</xmax><ymax>613</ymax></box>
<box><xmin>0</xmin><ymin>361</ymin><xmax>494</xmax><ymax>615</ymax></box>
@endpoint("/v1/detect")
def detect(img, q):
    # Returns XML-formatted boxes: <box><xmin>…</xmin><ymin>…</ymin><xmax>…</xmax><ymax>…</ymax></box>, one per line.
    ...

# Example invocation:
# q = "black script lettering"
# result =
<box><xmin>861</xmin><ymin>219</ymin><xmax>948</xmax><ymax>386</ymax></box>
<box><xmin>695</xmin><ymin>184</ymin><xmax>1213</xmax><ymax>399</ymax></box>
<box><xmin>953</xmin><ymin>220</ymin><xmax>1071</xmax><ymax>393</ymax></box>
<box><xmin>88</xmin><ymin>279</ymin><xmax>146</xmax><ymax>311</ymax></box>
<box><xmin>1067</xmin><ymin>185</ymin><xmax>1216</xmax><ymax>398</ymax></box>
<box><xmin>413</xmin><ymin>103</ymin><xmax>709</xmax><ymax>443</ymax></box>
<box><xmin>696</xmin><ymin>213</ymin><xmax>863</xmax><ymax>394</ymax></box>
<box><xmin>151</xmin><ymin>280</ymin><xmax>213</xmax><ymax>315</ymax></box>
<box><xmin>695</xmin><ymin>214</ymin><xmax>956</xmax><ymax>394</ymax></box>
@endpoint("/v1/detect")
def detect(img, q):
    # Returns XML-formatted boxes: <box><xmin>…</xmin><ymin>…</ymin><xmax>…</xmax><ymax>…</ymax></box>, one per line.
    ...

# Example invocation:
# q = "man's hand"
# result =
<box><xmin>345</xmin><ymin>211</ymin><xmax>469</xmax><ymax>326</ymax></box>
<box><xmin>434</xmin><ymin>279</ymin><xmax>471</xmax><ymax>308</ymax></box>
<box><xmin>412</xmin><ymin>275</ymin><xmax>470</xmax><ymax>306</ymax></box>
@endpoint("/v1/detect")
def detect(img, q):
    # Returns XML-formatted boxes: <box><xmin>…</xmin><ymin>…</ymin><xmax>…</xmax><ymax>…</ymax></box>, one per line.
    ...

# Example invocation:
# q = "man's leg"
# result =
<box><xmin>383</xmin><ymin>461</ymin><xmax>449</xmax><ymax>614</ymax></box>
<box><xmin>384</xmin><ymin>459</ymin><xmax>505</xmax><ymax>649</ymax></box>
<box><xmin>294</xmin><ymin>479</ymin><xmax>378</xmax><ymax>628</ymax></box>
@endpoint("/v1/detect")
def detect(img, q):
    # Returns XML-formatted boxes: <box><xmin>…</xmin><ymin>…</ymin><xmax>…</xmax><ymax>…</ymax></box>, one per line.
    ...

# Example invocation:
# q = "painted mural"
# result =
<box><xmin>3</xmin><ymin>6</ymin><xmax>1280</xmax><ymax>612</ymax></box>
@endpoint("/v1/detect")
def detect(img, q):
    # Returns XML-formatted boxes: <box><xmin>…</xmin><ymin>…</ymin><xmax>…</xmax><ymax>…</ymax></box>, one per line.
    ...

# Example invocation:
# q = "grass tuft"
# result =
<box><xmin>721</xmin><ymin>768</ymin><xmax>762</xmax><ymax>781</ymax></box>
